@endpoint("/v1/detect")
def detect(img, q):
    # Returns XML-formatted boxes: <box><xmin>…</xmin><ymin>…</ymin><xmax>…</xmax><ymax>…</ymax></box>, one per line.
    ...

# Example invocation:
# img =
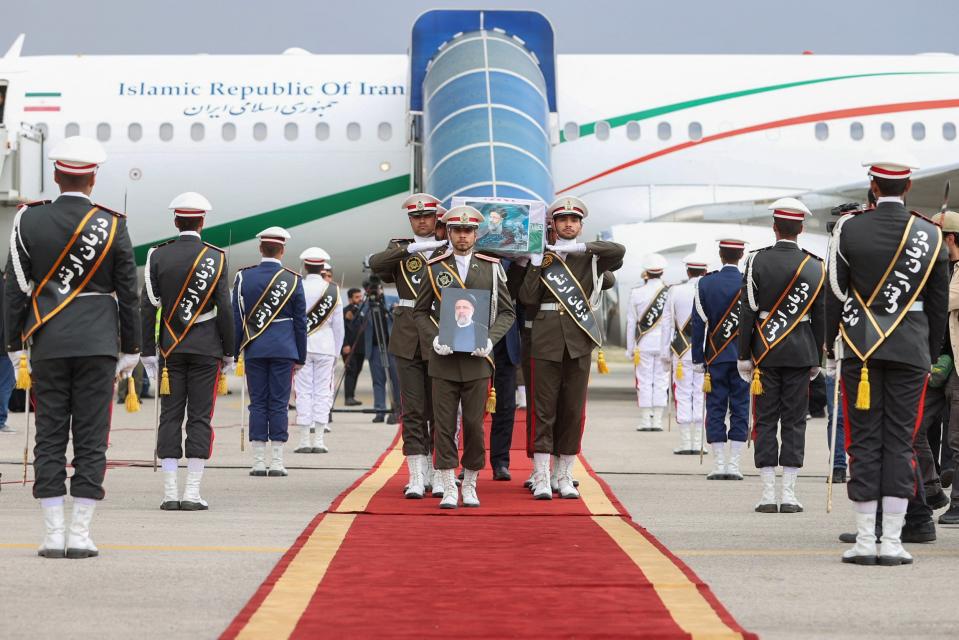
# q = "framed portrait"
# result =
<box><xmin>450</xmin><ymin>196</ymin><xmax>546</xmax><ymax>257</ymax></box>
<box><xmin>438</xmin><ymin>288</ymin><xmax>491</xmax><ymax>353</ymax></box>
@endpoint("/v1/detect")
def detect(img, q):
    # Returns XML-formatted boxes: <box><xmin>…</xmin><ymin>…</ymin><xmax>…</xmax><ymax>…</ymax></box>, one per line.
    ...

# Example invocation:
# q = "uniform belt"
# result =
<box><xmin>396</xmin><ymin>299</ymin><xmax>415</xmax><ymax>308</ymax></box>
<box><xmin>195</xmin><ymin>309</ymin><xmax>217</xmax><ymax>323</ymax></box>
<box><xmin>273</xmin><ymin>317</ymin><xmax>292</xmax><ymax>322</ymax></box>
<box><xmin>539</xmin><ymin>303</ymin><xmax>560</xmax><ymax>311</ymax></box>
<box><xmin>758</xmin><ymin>311</ymin><xmax>810</xmax><ymax>322</ymax></box>
<box><xmin>77</xmin><ymin>291</ymin><xmax>114</xmax><ymax>298</ymax></box>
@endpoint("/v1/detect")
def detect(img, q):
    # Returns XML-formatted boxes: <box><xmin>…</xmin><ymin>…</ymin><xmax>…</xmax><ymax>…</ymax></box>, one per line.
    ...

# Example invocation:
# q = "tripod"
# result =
<box><xmin>330</xmin><ymin>294</ymin><xmax>398</xmax><ymax>417</ymax></box>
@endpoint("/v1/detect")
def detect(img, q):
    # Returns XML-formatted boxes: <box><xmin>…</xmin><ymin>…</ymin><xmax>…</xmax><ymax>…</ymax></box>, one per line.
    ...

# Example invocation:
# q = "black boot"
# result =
<box><xmin>925</xmin><ymin>487</ymin><xmax>950</xmax><ymax>510</ymax></box>
<box><xmin>831</xmin><ymin>468</ymin><xmax>847</xmax><ymax>484</ymax></box>
<box><xmin>900</xmin><ymin>519</ymin><xmax>936</xmax><ymax>543</ymax></box>
<box><xmin>938</xmin><ymin>503</ymin><xmax>959</xmax><ymax>525</ymax></box>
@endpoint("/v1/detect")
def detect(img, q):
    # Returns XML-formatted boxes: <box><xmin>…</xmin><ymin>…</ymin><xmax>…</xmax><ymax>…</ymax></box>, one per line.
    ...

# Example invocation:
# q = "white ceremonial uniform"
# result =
<box><xmin>626</xmin><ymin>277</ymin><xmax>671</xmax><ymax>409</ymax></box>
<box><xmin>294</xmin><ymin>275</ymin><xmax>344</xmax><ymax>428</ymax></box>
<box><xmin>663</xmin><ymin>277</ymin><xmax>704</xmax><ymax>425</ymax></box>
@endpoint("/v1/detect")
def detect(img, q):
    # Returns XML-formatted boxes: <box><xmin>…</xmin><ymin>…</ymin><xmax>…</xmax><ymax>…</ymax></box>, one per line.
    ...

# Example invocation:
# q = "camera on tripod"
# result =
<box><xmin>826</xmin><ymin>202</ymin><xmax>866</xmax><ymax>233</ymax></box>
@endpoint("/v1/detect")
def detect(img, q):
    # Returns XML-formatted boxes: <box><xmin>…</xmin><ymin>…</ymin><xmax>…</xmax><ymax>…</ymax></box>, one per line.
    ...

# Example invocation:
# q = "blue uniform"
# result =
<box><xmin>232</xmin><ymin>259</ymin><xmax>307</xmax><ymax>443</ymax></box>
<box><xmin>691</xmin><ymin>265</ymin><xmax>749</xmax><ymax>443</ymax></box>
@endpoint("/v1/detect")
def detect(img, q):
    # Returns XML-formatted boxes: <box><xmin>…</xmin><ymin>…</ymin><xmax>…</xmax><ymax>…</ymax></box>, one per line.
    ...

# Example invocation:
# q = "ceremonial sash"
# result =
<box><xmin>670</xmin><ymin>316</ymin><xmax>692</xmax><ymax>358</ymax></box>
<box><xmin>840</xmin><ymin>216</ymin><xmax>942</xmax><ymax>361</ymax></box>
<box><xmin>306</xmin><ymin>283</ymin><xmax>339</xmax><ymax>335</ymax></box>
<box><xmin>239</xmin><ymin>269</ymin><xmax>299</xmax><ymax>351</ymax></box>
<box><xmin>24</xmin><ymin>206</ymin><xmax>118</xmax><ymax>340</ymax></box>
<box><xmin>751</xmin><ymin>255</ymin><xmax>825</xmax><ymax>365</ymax></box>
<box><xmin>160</xmin><ymin>246</ymin><xmax>225</xmax><ymax>358</ymax></box>
<box><xmin>540</xmin><ymin>252</ymin><xmax>602</xmax><ymax>347</ymax></box>
<box><xmin>705</xmin><ymin>291</ymin><xmax>741</xmax><ymax>365</ymax></box>
<box><xmin>635</xmin><ymin>285</ymin><xmax>668</xmax><ymax>340</ymax></box>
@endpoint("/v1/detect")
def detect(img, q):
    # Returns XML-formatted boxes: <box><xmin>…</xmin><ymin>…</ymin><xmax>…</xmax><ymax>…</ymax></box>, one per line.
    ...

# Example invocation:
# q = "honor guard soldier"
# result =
<box><xmin>627</xmin><ymin>253</ymin><xmax>671</xmax><ymax>432</ymax></box>
<box><xmin>370</xmin><ymin>193</ymin><xmax>448</xmax><ymax>498</ymax></box>
<box><xmin>738</xmin><ymin>199</ymin><xmax>825</xmax><ymax>513</ymax></box>
<box><xmin>827</xmin><ymin>154</ymin><xmax>948</xmax><ymax>566</ymax></box>
<box><xmin>414</xmin><ymin>206</ymin><xmax>515</xmax><ymax>508</ymax></box>
<box><xmin>4</xmin><ymin>136</ymin><xmax>140</xmax><ymax>558</ymax></box>
<box><xmin>519</xmin><ymin>196</ymin><xmax>626</xmax><ymax>500</ymax></box>
<box><xmin>692</xmin><ymin>239</ymin><xmax>750</xmax><ymax>481</ymax></box>
<box><xmin>140</xmin><ymin>193</ymin><xmax>234</xmax><ymax>511</ymax></box>
<box><xmin>232</xmin><ymin>227</ymin><xmax>307</xmax><ymax>477</ymax></box>
<box><xmin>293</xmin><ymin>247</ymin><xmax>343</xmax><ymax>454</ymax></box>
<box><xmin>664</xmin><ymin>254</ymin><xmax>709</xmax><ymax>454</ymax></box>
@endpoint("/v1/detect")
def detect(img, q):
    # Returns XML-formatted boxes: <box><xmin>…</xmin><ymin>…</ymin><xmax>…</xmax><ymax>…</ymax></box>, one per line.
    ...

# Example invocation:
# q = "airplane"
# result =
<box><xmin>0</xmin><ymin>8</ymin><xmax>957</xmax><ymax>344</ymax></box>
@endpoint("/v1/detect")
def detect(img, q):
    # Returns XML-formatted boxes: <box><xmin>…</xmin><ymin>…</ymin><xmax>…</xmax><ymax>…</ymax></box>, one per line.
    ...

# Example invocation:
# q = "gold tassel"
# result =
<box><xmin>597</xmin><ymin>350</ymin><xmax>610</xmax><ymax>374</ymax></box>
<box><xmin>486</xmin><ymin>386</ymin><xmax>497</xmax><ymax>413</ymax></box>
<box><xmin>218</xmin><ymin>372</ymin><xmax>228</xmax><ymax>396</ymax></box>
<box><xmin>125</xmin><ymin>376</ymin><xmax>141</xmax><ymax>413</ymax></box>
<box><xmin>676</xmin><ymin>360</ymin><xmax>684</xmax><ymax>380</ymax></box>
<box><xmin>235</xmin><ymin>355</ymin><xmax>245</xmax><ymax>377</ymax></box>
<box><xmin>855</xmin><ymin>362</ymin><xmax>871</xmax><ymax>410</ymax></box>
<box><xmin>703</xmin><ymin>371</ymin><xmax>712</xmax><ymax>394</ymax></box>
<box><xmin>15</xmin><ymin>353</ymin><xmax>31</xmax><ymax>390</ymax></box>
<box><xmin>633</xmin><ymin>350</ymin><xmax>641</xmax><ymax>366</ymax></box>
<box><xmin>159</xmin><ymin>366</ymin><xmax>171</xmax><ymax>396</ymax></box>
<box><xmin>751</xmin><ymin>367</ymin><xmax>764</xmax><ymax>396</ymax></box>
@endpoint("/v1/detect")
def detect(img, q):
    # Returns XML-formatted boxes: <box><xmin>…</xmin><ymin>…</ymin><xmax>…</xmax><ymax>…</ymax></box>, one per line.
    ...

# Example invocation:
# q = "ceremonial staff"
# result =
<box><xmin>18</xmin><ymin>352</ymin><xmax>31</xmax><ymax>484</ymax></box>
<box><xmin>827</xmin><ymin>337</ymin><xmax>843</xmax><ymax>513</ymax></box>
<box><xmin>226</xmin><ymin>229</ymin><xmax>246</xmax><ymax>452</ymax></box>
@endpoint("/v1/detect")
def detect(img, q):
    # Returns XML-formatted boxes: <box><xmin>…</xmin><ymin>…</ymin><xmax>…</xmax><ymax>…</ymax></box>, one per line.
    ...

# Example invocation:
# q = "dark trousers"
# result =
<box><xmin>917</xmin><ymin>380</ymin><xmax>948</xmax><ymax>490</ymax></box>
<box><xmin>368</xmin><ymin>345</ymin><xmax>400</xmax><ymax>418</ymax></box>
<box><xmin>432</xmin><ymin>377</ymin><xmax>487</xmax><ymax>471</ymax></box>
<box><xmin>947</xmin><ymin>374</ymin><xmax>959</xmax><ymax>504</ymax></box>
<box><xmin>841</xmin><ymin>358</ymin><xmax>927</xmax><ymax>502</ymax></box>
<box><xmin>395</xmin><ymin>353</ymin><xmax>432</xmax><ymax>456</ymax></box>
<box><xmin>808</xmin><ymin>372</ymin><xmax>827</xmax><ymax>417</ymax></box>
<box><xmin>490</xmin><ymin>341</ymin><xmax>517</xmax><ymax>469</ymax></box>
<box><xmin>520</xmin><ymin>328</ymin><xmax>533</xmax><ymax>457</ymax></box>
<box><xmin>246</xmin><ymin>358</ymin><xmax>294</xmax><ymax>443</ymax></box>
<box><xmin>754</xmin><ymin>366</ymin><xmax>810</xmax><ymax>468</ymax></box>
<box><xmin>704</xmin><ymin>360</ymin><xmax>749</xmax><ymax>443</ymax></box>
<box><xmin>157</xmin><ymin>353</ymin><xmax>220</xmax><ymax>460</ymax></box>
<box><xmin>32</xmin><ymin>356</ymin><xmax>115</xmax><ymax>500</ymax></box>
<box><xmin>530</xmin><ymin>351</ymin><xmax>590</xmax><ymax>456</ymax></box>
<box><xmin>342</xmin><ymin>351</ymin><xmax>365</xmax><ymax>400</ymax></box>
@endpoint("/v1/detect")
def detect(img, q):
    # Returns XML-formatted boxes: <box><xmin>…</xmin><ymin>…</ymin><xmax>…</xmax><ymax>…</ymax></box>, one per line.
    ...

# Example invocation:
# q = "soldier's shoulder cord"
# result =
<box><xmin>202</xmin><ymin>241</ymin><xmax>225</xmax><ymax>253</ymax></box>
<box><xmin>474</xmin><ymin>253</ymin><xmax>500</xmax><ymax>263</ymax></box>
<box><xmin>427</xmin><ymin>250</ymin><xmax>452</xmax><ymax>265</ymax></box>
<box><xmin>92</xmin><ymin>202</ymin><xmax>126</xmax><ymax>218</ymax></box>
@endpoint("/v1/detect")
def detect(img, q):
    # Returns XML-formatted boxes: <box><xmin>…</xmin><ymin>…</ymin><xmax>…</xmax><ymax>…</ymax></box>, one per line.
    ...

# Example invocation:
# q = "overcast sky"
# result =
<box><xmin>4</xmin><ymin>0</ymin><xmax>959</xmax><ymax>56</ymax></box>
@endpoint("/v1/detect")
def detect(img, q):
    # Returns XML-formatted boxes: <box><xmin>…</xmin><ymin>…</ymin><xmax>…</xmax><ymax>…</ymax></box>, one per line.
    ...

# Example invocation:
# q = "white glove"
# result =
<box><xmin>692</xmin><ymin>363</ymin><xmax>705</xmax><ymax>374</ymax></box>
<box><xmin>546</xmin><ymin>242</ymin><xmax>586</xmax><ymax>254</ymax></box>
<box><xmin>737</xmin><ymin>359</ymin><xmax>754</xmax><ymax>384</ymax></box>
<box><xmin>221</xmin><ymin>356</ymin><xmax>236</xmax><ymax>375</ymax></box>
<box><xmin>408</xmin><ymin>239</ymin><xmax>447</xmax><ymax>253</ymax></box>
<box><xmin>826</xmin><ymin>358</ymin><xmax>837</xmax><ymax>378</ymax></box>
<box><xmin>471</xmin><ymin>338</ymin><xmax>494</xmax><ymax>358</ymax></box>
<box><xmin>7</xmin><ymin>350</ymin><xmax>28</xmax><ymax>372</ymax></box>
<box><xmin>432</xmin><ymin>336</ymin><xmax>452</xmax><ymax>356</ymax></box>
<box><xmin>140</xmin><ymin>355</ymin><xmax>159</xmax><ymax>382</ymax></box>
<box><xmin>514</xmin><ymin>256</ymin><xmax>530</xmax><ymax>267</ymax></box>
<box><xmin>116</xmin><ymin>353</ymin><xmax>140</xmax><ymax>379</ymax></box>
<box><xmin>625</xmin><ymin>349</ymin><xmax>633</xmax><ymax>360</ymax></box>
<box><xmin>809</xmin><ymin>366</ymin><xmax>821</xmax><ymax>381</ymax></box>
<box><xmin>530</xmin><ymin>252</ymin><xmax>543</xmax><ymax>267</ymax></box>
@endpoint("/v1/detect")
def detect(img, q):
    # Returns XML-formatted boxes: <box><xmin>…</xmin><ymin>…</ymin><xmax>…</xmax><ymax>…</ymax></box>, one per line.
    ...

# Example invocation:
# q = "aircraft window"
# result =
<box><xmin>128</xmin><ymin>123</ymin><xmax>142</xmax><ymax>142</ymax></box>
<box><xmin>315</xmin><ymin>122</ymin><xmax>330</xmax><ymax>141</ymax></box>
<box><xmin>347</xmin><ymin>122</ymin><xmax>361</xmax><ymax>141</ymax></box>
<box><xmin>657</xmin><ymin>122</ymin><xmax>671</xmax><ymax>140</ymax></box>
<box><xmin>191</xmin><ymin>123</ymin><xmax>205</xmax><ymax>142</ymax></box>
<box><xmin>911</xmin><ymin>122</ymin><xmax>925</xmax><ymax>141</ymax></box>
<box><xmin>626</xmin><ymin>121</ymin><xmax>640</xmax><ymax>140</ymax></box>
<box><xmin>814</xmin><ymin>122</ymin><xmax>828</xmax><ymax>141</ymax></box>
<box><xmin>595</xmin><ymin>121</ymin><xmax>610</xmax><ymax>141</ymax></box>
<box><xmin>378</xmin><ymin>122</ymin><xmax>392</xmax><ymax>141</ymax></box>
<box><xmin>945</xmin><ymin>122</ymin><xmax>957</xmax><ymax>141</ymax></box>
<box><xmin>284</xmin><ymin>122</ymin><xmax>298</xmax><ymax>141</ymax></box>
<box><xmin>96</xmin><ymin>123</ymin><xmax>111</xmax><ymax>142</ymax></box>
<box><xmin>688</xmin><ymin>122</ymin><xmax>703</xmax><ymax>141</ymax></box>
<box><xmin>881</xmin><ymin>122</ymin><xmax>895</xmax><ymax>141</ymax></box>
<box><xmin>563</xmin><ymin>122</ymin><xmax>579</xmax><ymax>141</ymax></box>
<box><xmin>850</xmin><ymin>122</ymin><xmax>864</xmax><ymax>141</ymax></box>
<box><xmin>253</xmin><ymin>122</ymin><xmax>267</xmax><ymax>141</ymax></box>
<box><xmin>159</xmin><ymin>123</ymin><xmax>174</xmax><ymax>142</ymax></box>
<box><xmin>222</xmin><ymin>122</ymin><xmax>237</xmax><ymax>142</ymax></box>
<box><xmin>65</xmin><ymin>122</ymin><xmax>80</xmax><ymax>137</ymax></box>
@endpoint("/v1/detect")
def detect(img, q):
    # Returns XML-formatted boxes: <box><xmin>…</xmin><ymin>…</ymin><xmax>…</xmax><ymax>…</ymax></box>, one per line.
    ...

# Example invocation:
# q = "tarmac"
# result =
<box><xmin>1</xmin><ymin>358</ymin><xmax>957</xmax><ymax>639</ymax></box>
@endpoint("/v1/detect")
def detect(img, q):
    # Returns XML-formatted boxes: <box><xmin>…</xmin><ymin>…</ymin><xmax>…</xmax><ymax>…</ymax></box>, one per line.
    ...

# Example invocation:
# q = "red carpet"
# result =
<box><xmin>222</xmin><ymin>410</ymin><xmax>755</xmax><ymax>639</ymax></box>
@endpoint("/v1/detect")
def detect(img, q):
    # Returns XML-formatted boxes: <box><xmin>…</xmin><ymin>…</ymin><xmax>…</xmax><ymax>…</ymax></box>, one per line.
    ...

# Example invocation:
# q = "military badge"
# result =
<box><xmin>542</xmin><ymin>254</ymin><xmax>554</xmax><ymax>268</ymax></box>
<box><xmin>436</xmin><ymin>271</ymin><xmax>454</xmax><ymax>288</ymax></box>
<box><xmin>405</xmin><ymin>256</ymin><xmax>423</xmax><ymax>272</ymax></box>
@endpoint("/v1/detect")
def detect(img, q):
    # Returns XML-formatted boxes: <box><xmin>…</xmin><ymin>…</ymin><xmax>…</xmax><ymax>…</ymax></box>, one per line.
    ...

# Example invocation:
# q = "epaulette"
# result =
<box><xmin>910</xmin><ymin>210</ymin><xmax>937</xmax><ymax>225</ymax></box>
<box><xmin>703</xmin><ymin>269</ymin><xmax>719</xmax><ymax>278</ymax></box>
<box><xmin>283</xmin><ymin>267</ymin><xmax>302</xmax><ymax>277</ymax></box>
<box><xmin>237</xmin><ymin>264</ymin><xmax>257</xmax><ymax>272</ymax></box>
<box><xmin>203</xmin><ymin>241</ymin><xmax>225</xmax><ymax>253</ymax></box>
<box><xmin>390</xmin><ymin>238</ymin><xmax>413</xmax><ymax>246</ymax></box>
<box><xmin>427</xmin><ymin>251</ymin><xmax>452</xmax><ymax>265</ymax></box>
<box><xmin>93</xmin><ymin>202</ymin><xmax>126</xmax><ymax>218</ymax></box>
<box><xmin>154</xmin><ymin>238</ymin><xmax>176</xmax><ymax>249</ymax></box>
<box><xmin>801</xmin><ymin>248</ymin><xmax>824</xmax><ymax>261</ymax></box>
<box><xmin>749</xmin><ymin>245</ymin><xmax>771</xmax><ymax>254</ymax></box>
<box><xmin>23</xmin><ymin>200</ymin><xmax>50</xmax><ymax>208</ymax></box>
<box><xmin>475</xmin><ymin>253</ymin><xmax>500</xmax><ymax>263</ymax></box>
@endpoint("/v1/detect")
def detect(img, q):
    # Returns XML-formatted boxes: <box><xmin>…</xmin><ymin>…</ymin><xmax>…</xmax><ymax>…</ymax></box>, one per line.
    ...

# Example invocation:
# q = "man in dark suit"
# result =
<box><xmin>341</xmin><ymin>287</ymin><xmax>365</xmax><ymax>406</ymax></box>
<box><xmin>5</xmin><ymin>136</ymin><xmax>140</xmax><ymax>558</ymax></box>
<box><xmin>140</xmin><ymin>192</ymin><xmax>234</xmax><ymax>511</ymax></box>
<box><xmin>0</xmin><ymin>272</ymin><xmax>14</xmax><ymax>434</ymax></box>
<box><xmin>490</xmin><ymin>268</ymin><xmax>522</xmax><ymax>481</ymax></box>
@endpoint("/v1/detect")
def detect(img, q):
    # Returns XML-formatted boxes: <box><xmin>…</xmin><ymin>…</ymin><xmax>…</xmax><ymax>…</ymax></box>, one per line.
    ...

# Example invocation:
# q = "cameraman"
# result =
<box><xmin>341</xmin><ymin>288</ymin><xmax>365</xmax><ymax>406</ymax></box>
<box><xmin>359</xmin><ymin>278</ymin><xmax>400</xmax><ymax>424</ymax></box>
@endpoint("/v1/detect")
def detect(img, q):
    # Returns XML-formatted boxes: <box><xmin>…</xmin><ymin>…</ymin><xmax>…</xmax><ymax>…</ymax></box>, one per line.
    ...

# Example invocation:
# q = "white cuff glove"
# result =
<box><xmin>471</xmin><ymin>338</ymin><xmax>494</xmax><ymax>358</ymax></box>
<box><xmin>408</xmin><ymin>239</ymin><xmax>447</xmax><ymax>253</ymax></box>
<box><xmin>116</xmin><ymin>353</ymin><xmax>140</xmax><ymax>379</ymax></box>
<box><xmin>546</xmin><ymin>242</ymin><xmax>586</xmax><ymax>254</ymax></box>
<box><xmin>825</xmin><ymin>358</ymin><xmax>837</xmax><ymax>378</ymax></box>
<box><xmin>515</xmin><ymin>256</ymin><xmax>530</xmax><ymax>267</ymax></box>
<box><xmin>692</xmin><ymin>363</ymin><xmax>705</xmax><ymax>374</ymax></box>
<box><xmin>432</xmin><ymin>336</ymin><xmax>452</xmax><ymax>356</ymax></box>
<box><xmin>736</xmin><ymin>359</ymin><xmax>753</xmax><ymax>384</ymax></box>
<box><xmin>7</xmin><ymin>350</ymin><xmax>28</xmax><ymax>372</ymax></box>
<box><xmin>221</xmin><ymin>356</ymin><xmax>236</xmax><ymax>375</ymax></box>
<box><xmin>140</xmin><ymin>355</ymin><xmax>158</xmax><ymax>382</ymax></box>
<box><xmin>530</xmin><ymin>252</ymin><xmax>543</xmax><ymax>267</ymax></box>
<box><xmin>808</xmin><ymin>366</ymin><xmax>821</xmax><ymax>381</ymax></box>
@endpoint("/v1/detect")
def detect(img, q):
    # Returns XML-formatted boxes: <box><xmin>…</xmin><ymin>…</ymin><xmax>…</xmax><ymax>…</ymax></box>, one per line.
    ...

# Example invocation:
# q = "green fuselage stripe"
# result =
<box><xmin>25</xmin><ymin>92</ymin><xmax>61</xmax><ymax>97</ymax></box>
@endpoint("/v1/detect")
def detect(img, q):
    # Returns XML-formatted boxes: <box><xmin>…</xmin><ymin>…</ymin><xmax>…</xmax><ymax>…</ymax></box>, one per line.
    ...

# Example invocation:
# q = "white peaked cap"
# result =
<box><xmin>769</xmin><ymin>197</ymin><xmax>811</xmax><ymax>221</ymax></box>
<box><xmin>257</xmin><ymin>226</ymin><xmax>292</xmax><ymax>244</ymax></box>
<box><xmin>168</xmin><ymin>192</ymin><xmax>213</xmax><ymax>217</ymax></box>
<box><xmin>683</xmin><ymin>254</ymin><xmax>709</xmax><ymax>269</ymax></box>
<box><xmin>402</xmin><ymin>193</ymin><xmax>441</xmax><ymax>214</ymax></box>
<box><xmin>547</xmin><ymin>196</ymin><xmax>588</xmax><ymax>219</ymax></box>
<box><xmin>642</xmin><ymin>253</ymin><xmax>667</xmax><ymax>273</ymax></box>
<box><xmin>442</xmin><ymin>205</ymin><xmax>485</xmax><ymax>227</ymax></box>
<box><xmin>300</xmin><ymin>247</ymin><xmax>332</xmax><ymax>265</ymax></box>
<box><xmin>862</xmin><ymin>151</ymin><xmax>920</xmax><ymax>179</ymax></box>
<box><xmin>48</xmin><ymin>136</ymin><xmax>107</xmax><ymax>175</ymax></box>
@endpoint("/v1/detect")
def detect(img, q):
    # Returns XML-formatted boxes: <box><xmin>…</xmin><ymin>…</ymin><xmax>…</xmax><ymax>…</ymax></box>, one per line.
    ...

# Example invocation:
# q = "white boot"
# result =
<box><xmin>462</xmin><ymin>469</ymin><xmax>480</xmax><ymax>507</ymax></box>
<box><xmin>431</xmin><ymin>465</ymin><xmax>444</xmax><ymax>498</ymax></box>
<box><xmin>516</xmin><ymin>385</ymin><xmax>527</xmax><ymax>409</ymax></box>
<box><xmin>842</xmin><ymin>507</ymin><xmax>878</xmax><ymax>565</ymax></box>
<box><xmin>249</xmin><ymin>441</ymin><xmax>268</xmax><ymax>476</ymax></box>
<box><xmin>692</xmin><ymin>421</ymin><xmax>704</xmax><ymax>452</ymax></box>
<box><xmin>524</xmin><ymin>469</ymin><xmax>535</xmax><ymax>491</ymax></box>
<box><xmin>550</xmin><ymin>455</ymin><xmax>560</xmax><ymax>494</ymax></box>
<box><xmin>324</xmin><ymin>423</ymin><xmax>332</xmax><ymax>433</ymax></box>
<box><xmin>636</xmin><ymin>409</ymin><xmax>653</xmax><ymax>431</ymax></box>
<box><xmin>294</xmin><ymin>426</ymin><xmax>313</xmax><ymax>453</ymax></box>
<box><xmin>706</xmin><ymin>443</ymin><xmax>727</xmax><ymax>479</ymax></box>
<box><xmin>66</xmin><ymin>500</ymin><xmax>98</xmax><ymax>559</ymax></box>
<box><xmin>779</xmin><ymin>467</ymin><xmax>803</xmax><ymax>513</ymax></box>
<box><xmin>557</xmin><ymin>454</ymin><xmax>580</xmax><ymax>499</ymax></box>
<box><xmin>755</xmin><ymin>467</ymin><xmax>777</xmax><ymax>512</ymax></box>
<box><xmin>312</xmin><ymin>425</ymin><xmax>329</xmax><ymax>453</ymax></box>
<box><xmin>673</xmin><ymin>423</ymin><xmax>692</xmax><ymax>455</ymax></box>
<box><xmin>423</xmin><ymin>455</ymin><xmax>434</xmax><ymax>492</ymax></box>
<box><xmin>532</xmin><ymin>453</ymin><xmax>552</xmax><ymax>500</ymax></box>
<box><xmin>879</xmin><ymin>511</ymin><xmax>914</xmax><ymax>566</ymax></box>
<box><xmin>725</xmin><ymin>441</ymin><xmax>745</xmax><ymax>480</ymax></box>
<box><xmin>439</xmin><ymin>469</ymin><xmax>458</xmax><ymax>509</ymax></box>
<box><xmin>180</xmin><ymin>461</ymin><xmax>209</xmax><ymax>511</ymax></box>
<box><xmin>268</xmin><ymin>444</ymin><xmax>288</xmax><ymax>477</ymax></box>
<box><xmin>161</xmin><ymin>470</ymin><xmax>180</xmax><ymax>510</ymax></box>
<box><xmin>651</xmin><ymin>406</ymin><xmax>665</xmax><ymax>432</ymax></box>
<box><xmin>38</xmin><ymin>501</ymin><xmax>66</xmax><ymax>558</ymax></box>
<box><xmin>404</xmin><ymin>455</ymin><xmax>425</xmax><ymax>499</ymax></box>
